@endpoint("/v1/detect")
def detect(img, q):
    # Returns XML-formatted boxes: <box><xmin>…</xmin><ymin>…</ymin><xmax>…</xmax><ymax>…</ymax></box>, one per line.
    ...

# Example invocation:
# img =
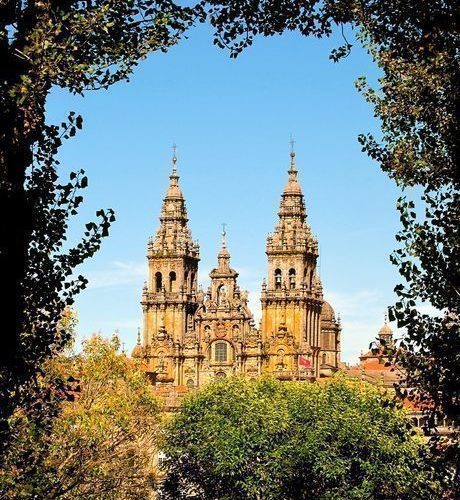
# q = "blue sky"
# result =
<box><xmin>45</xmin><ymin>24</ymin><xmax>403</xmax><ymax>364</ymax></box>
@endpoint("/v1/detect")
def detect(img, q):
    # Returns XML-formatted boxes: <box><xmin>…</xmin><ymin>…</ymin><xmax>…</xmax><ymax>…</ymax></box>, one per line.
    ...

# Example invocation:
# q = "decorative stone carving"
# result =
<box><xmin>140</xmin><ymin>148</ymin><xmax>341</xmax><ymax>388</ymax></box>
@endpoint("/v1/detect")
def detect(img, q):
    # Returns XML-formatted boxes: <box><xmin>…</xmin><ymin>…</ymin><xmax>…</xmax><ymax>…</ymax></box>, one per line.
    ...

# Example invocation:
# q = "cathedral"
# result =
<box><xmin>136</xmin><ymin>147</ymin><xmax>341</xmax><ymax>387</ymax></box>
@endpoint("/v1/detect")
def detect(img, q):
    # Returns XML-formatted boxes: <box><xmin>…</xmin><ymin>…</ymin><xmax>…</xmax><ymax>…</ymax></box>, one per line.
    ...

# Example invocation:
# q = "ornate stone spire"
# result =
<box><xmin>312</xmin><ymin>272</ymin><xmax>323</xmax><ymax>298</ymax></box>
<box><xmin>217</xmin><ymin>223</ymin><xmax>230</xmax><ymax>268</ymax></box>
<box><xmin>165</xmin><ymin>146</ymin><xmax>183</xmax><ymax>200</ymax></box>
<box><xmin>283</xmin><ymin>145</ymin><xmax>302</xmax><ymax>196</ymax></box>
<box><xmin>163</xmin><ymin>151</ymin><xmax>185</xmax><ymax>212</ymax></box>
<box><xmin>266</xmin><ymin>146</ymin><xmax>316</xmax><ymax>254</ymax></box>
<box><xmin>216</xmin><ymin>224</ymin><xmax>233</xmax><ymax>274</ymax></box>
<box><xmin>150</xmin><ymin>148</ymin><xmax>199</xmax><ymax>258</ymax></box>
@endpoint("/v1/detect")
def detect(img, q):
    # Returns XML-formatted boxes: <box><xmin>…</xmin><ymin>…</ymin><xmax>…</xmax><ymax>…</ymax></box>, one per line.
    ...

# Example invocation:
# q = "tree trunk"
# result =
<box><xmin>0</xmin><ymin>142</ymin><xmax>30</xmax><ymax>370</ymax></box>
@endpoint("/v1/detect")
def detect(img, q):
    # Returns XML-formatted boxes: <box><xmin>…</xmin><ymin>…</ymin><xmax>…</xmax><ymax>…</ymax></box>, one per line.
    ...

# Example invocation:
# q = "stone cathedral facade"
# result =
<box><xmin>136</xmin><ymin>149</ymin><xmax>341</xmax><ymax>387</ymax></box>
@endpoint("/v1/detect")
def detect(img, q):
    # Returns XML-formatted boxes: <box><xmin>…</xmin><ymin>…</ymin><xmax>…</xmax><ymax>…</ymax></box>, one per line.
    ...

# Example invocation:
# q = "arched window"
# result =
<box><xmin>214</xmin><ymin>341</ymin><xmax>228</xmax><ymax>363</ymax></box>
<box><xmin>215</xmin><ymin>371</ymin><xmax>226</xmax><ymax>379</ymax></box>
<box><xmin>155</xmin><ymin>272</ymin><xmax>162</xmax><ymax>292</ymax></box>
<box><xmin>289</xmin><ymin>268</ymin><xmax>296</xmax><ymax>289</ymax></box>
<box><xmin>274</xmin><ymin>269</ymin><xmax>282</xmax><ymax>289</ymax></box>
<box><xmin>169</xmin><ymin>271</ymin><xmax>176</xmax><ymax>292</ymax></box>
<box><xmin>186</xmin><ymin>379</ymin><xmax>195</xmax><ymax>388</ymax></box>
<box><xmin>322</xmin><ymin>353</ymin><xmax>327</xmax><ymax>365</ymax></box>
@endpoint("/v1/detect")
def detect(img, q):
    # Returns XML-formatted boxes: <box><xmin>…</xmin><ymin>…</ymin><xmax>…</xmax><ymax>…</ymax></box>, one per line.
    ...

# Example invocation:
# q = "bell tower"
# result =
<box><xmin>261</xmin><ymin>145</ymin><xmax>324</xmax><ymax>379</ymax></box>
<box><xmin>141</xmin><ymin>149</ymin><xmax>200</xmax><ymax>385</ymax></box>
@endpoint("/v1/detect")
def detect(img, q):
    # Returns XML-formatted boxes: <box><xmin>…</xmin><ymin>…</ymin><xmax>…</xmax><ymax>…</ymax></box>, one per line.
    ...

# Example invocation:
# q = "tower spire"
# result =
<box><xmin>150</xmin><ymin>147</ymin><xmax>199</xmax><ymax>259</ymax></box>
<box><xmin>167</xmin><ymin>142</ymin><xmax>180</xmax><ymax>195</ymax></box>
<box><xmin>217</xmin><ymin>224</ymin><xmax>231</xmax><ymax>272</ymax></box>
<box><xmin>283</xmin><ymin>137</ymin><xmax>301</xmax><ymax>196</ymax></box>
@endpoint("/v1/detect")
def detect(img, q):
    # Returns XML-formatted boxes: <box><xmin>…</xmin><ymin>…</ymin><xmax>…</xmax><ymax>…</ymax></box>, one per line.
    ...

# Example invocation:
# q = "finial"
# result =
<box><xmin>221</xmin><ymin>223</ymin><xmax>227</xmax><ymax>249</ymax></box>
<box><xmin>288</xmin><ymin>134</ymin><xmax>297</xmax><ymax>176</ymax></box>
<box><xmin>289</xmin><ymin>133</ymin><xmax>295</xmax><ymax>154</ymax></box>
<box><xmin>171</xmin><ymin>141</ymin><xmax>178</xmax><ymax>175</ymax></box>
<box><xmin>137</xmin><ymin>327</ymin><xmax>141</xmax><ymax>346</ymax></box>
<box><xmin>384</xmin><ymin>312</ymin><xmax>388</xmax><ymax>323</ymax></box>
<box><xmin>289</xmin><ymin>133</ymin><xmax>296</xmax><ymax>164</ymax></box>
<box><xmin>121</xmin><ymin>341</ymin><xmax>126</xmax><ymax>354</ymax></box>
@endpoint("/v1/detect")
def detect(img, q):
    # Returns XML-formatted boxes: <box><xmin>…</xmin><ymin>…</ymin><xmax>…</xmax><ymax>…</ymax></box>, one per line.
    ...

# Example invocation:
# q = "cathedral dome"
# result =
<box><xmin>218</xmin><ymin>246</ymin><xmax>230</xmax><ymax>258</ymax></box>
<box><xmin>166</xmin><ymin>183</ymin><xmax>183</xmax><ymax>199</ymax></box>
<box><xmin>378</xmin><ymin>321</ymin><xmax>393</xmax><ymax>337</ymax></box>
<box><xmin>132</xmin><ymin>328</ymin><xmax>143</xmax><ymax>358</ymax></box>
<box><xmin>283</xmin><ymin>177</ymin><xmax>302</xmax><ymax>195</ymax></box>
<box><xmin>283</xmin><ymin>151</ymin><xmax>303</xmax><ymax>195</ymax></box>
<box><xmin>321</xmin><ymin>300</ymin><xmax>335</xmax><ymax>322</ymax></box>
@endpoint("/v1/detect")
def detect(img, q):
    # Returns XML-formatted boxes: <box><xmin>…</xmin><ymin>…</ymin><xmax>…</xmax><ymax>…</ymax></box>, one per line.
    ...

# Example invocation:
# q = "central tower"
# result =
<box><xmin>261</xmin><ymin>148</ymin><xmax>324</xmax><ymax>379</ymax></box>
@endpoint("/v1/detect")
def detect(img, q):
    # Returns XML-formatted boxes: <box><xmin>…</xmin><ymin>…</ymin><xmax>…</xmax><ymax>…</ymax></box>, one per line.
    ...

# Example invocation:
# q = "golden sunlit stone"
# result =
<box><xmin>138</xmin><ymin>148</ymin><xmax>341</xmax><ymax>391</ymax></box>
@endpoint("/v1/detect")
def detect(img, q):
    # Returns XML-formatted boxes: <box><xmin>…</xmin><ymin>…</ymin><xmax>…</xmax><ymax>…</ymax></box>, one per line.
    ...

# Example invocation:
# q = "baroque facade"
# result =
<box><xmin>137</xmin><ymin>148</ymin><xmax>341</xmax><ymax>387</ymax></box>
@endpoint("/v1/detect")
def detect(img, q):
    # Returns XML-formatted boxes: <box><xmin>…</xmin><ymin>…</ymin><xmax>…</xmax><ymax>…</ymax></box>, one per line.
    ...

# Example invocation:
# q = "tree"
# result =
<box><xmin>203</xmin><ymin>0</ymin><xmax>459</xmax><ymax>479</ymax></box>
<box><xmin>161</xmin><ymin>376</ymin><xmax>441</xmax><ymax>499</ymax></box>
<box><xmin>0</xmin><ymin>114</ymin><xmax>115</xmax><ymax>453</ymax></box>
<box><xmin>0</xmin><ymin>333</ymin><xmax>161</xmax><ymax>499</ymax></box>
<box><xmin>2</xmin><ymin>0</ymin><xmax>457</xmax><ymax>483</ymax></box>
<box><xmin>0</xmin><ymin>0</ymin><xmax>203</xmax><ymax>446</ymax></box>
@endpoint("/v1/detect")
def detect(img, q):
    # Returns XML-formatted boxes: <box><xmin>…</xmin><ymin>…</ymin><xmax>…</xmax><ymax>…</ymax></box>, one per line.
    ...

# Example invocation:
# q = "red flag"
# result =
<box><xmin>299</xmin><ymin>355</ymin><xmax>311</xmax><ymax>368</ymax></box>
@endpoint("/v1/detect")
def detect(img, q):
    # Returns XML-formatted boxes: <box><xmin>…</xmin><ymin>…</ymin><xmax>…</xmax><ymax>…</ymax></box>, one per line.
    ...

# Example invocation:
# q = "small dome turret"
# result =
<box><xmin>321</xmin><ymin>300</ymin><xmax>335</xmax><ymax>322</ymax></box>
<box><xmin>378</xmin><ymin>314</ymin><xmax>394</xmax><ymax>347</ymax></box>
<box><xmin>132</xmin><ymin>327</ymin><xmax>144</xmax><ymax>358</ymax></box>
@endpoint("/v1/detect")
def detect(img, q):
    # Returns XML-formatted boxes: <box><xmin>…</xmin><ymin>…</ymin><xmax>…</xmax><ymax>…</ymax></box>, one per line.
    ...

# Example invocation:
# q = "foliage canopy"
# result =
<box><xmin>161</xmin><ymin>376</ymin><xmax>440</xmax><ymax>500</ymax></box>
<box><xmin>1</xmin><ymin>334</ymin><xmax>161</xmax><ymax>499</ymax></box>
<box><xmin>1</xmin><ymin>0</ymin><xmax>458</xmax><ymax>490</ymax></box>
<box><xmin>205</xmin><ymin>0</ymin><xmax>460</xmax><ymax>479</ymax></box>
<box><xmin>0</xmin><ymin>0</ymin><xmax>201</xmax><ymax>447</ymax></box>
